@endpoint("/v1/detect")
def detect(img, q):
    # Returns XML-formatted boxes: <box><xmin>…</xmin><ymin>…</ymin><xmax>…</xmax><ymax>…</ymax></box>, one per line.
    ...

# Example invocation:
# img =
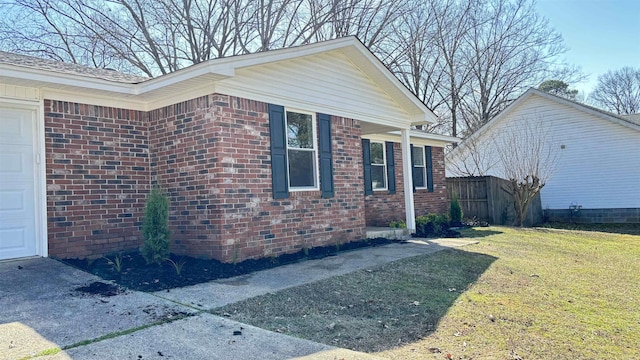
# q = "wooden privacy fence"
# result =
<box><xmin>446</xmin><ymin>176</ymin><xmax>543</xmax><ymax>226</ymax></box>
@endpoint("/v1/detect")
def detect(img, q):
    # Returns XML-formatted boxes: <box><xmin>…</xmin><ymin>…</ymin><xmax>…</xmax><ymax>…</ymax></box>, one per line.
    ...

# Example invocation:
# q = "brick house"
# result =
<box><xmin>0</xmin><ymin>37</ymin><xmax>458</xmax><ymax>262</ymax></box>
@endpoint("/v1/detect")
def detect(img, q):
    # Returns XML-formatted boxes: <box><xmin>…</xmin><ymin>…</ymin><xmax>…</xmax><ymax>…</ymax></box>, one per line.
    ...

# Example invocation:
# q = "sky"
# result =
<box><xmin>535</xmin><ymin>0</ymin><xmax>640</xmax><ymax>95</ymax></box>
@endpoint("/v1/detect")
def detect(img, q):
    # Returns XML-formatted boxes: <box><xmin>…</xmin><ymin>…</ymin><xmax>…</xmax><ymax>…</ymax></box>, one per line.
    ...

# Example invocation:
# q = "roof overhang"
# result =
<box><xmin>0</xmin><ymin>37</ymin><xmax>436</xmax><ymax>125</ymax></box>
<box><xmin>363</xmin><ymin>130</ymin><xmax>460</xmax><ymax>147</ymax></box>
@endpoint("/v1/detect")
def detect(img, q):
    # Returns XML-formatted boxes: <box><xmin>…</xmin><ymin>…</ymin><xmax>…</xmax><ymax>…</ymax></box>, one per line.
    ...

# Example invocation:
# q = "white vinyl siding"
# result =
<box><xmin>447</xmin><ymin>93</ymin><xmax>640</xmax><ymax>209</ymax></box>
<box><xmin>216</xmin><ymin>50</ymin><xmax>413</xmax><ymax>130</ymax></box>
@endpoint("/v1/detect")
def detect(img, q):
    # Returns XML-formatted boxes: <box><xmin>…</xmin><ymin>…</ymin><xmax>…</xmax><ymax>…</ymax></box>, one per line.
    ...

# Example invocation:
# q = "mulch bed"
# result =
<box><xmin>62</xmin><ymin>237</ymin><xmax>397</xmax><ymax>292</ymax></box>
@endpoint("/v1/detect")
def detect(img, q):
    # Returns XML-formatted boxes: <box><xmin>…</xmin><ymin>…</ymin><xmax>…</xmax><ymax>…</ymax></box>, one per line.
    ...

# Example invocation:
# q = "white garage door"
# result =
<box><xmin>0</xmin><ymin>107</ymin><xmax>39</xmax><ymax>260</ymax></box>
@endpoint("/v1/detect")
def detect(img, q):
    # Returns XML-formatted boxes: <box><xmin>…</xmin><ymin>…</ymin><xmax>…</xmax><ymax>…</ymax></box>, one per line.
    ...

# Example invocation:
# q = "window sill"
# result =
<box><xmin>289</xmin><ymin>187</ymin><xmax>320</xmax><ymax>192</ymax></box>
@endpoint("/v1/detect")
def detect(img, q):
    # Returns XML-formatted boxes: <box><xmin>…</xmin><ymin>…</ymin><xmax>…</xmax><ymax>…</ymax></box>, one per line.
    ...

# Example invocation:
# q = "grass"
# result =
<box><xmin>539</xmin><ymin>222</ymin><xmax>640</xmax><ymax>235</ymax></box>
<box><xmin>213</xmin><ymin>226</ymin><xmax>640</xmax><ymax>359</ymax></box>
<box><xmin>18</xmin><ymin>347</ymin><xmax>61</xmax><ymax>360</ymax></box>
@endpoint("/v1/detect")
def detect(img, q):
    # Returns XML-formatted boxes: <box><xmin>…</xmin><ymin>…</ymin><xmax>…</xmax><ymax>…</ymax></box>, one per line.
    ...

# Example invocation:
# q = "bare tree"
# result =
<box><xmin>458</xmin><ymin>0</ymin><xmax>566</xmax><ymax>134</ymax></box>
<box><xmin>446</xmin><ymin>134</ymin><xmax>499</xmax><ymax>177</ymax></box>
<box><xmin>0</xmin><ymin>0</ymin><xmax>580</xmax><ymax>138</ymax></box>
<box><xmin>494</xmin><ymin>118</ymin><xmax>559</xmax><ymax>226</ymax></box>
<box><xmin>0</xmin><ymin>0</ymin><xmax>404</xmax><ymax>76</ymax></box>
<box><xmin>386</xmin><ymin>2</ymin><xmax>442</xmax><ymax>108</ymax></box>
<box><xmin>589</xmin><ymin>67</ymin><xmax>640</xmax><ymax>115</ymax></box>
<box><xmin>429</xmin><ymin>0</ymin><xmax>475</xmax><ymax>138</ymax></box>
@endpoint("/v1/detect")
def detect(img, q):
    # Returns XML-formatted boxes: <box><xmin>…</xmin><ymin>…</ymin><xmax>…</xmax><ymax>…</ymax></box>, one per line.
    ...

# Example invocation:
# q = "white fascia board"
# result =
<box><xmin>530</xmin><ymin>88</ymin><xmax>640</xmax><ymax>132</ymax></box>
<box><xmin>41</xmin><ymin>88</ymin><xmax>147</xmax><ymax>111</ymax></box>
<box><xmin>363</xmin><ymin>130</ymin><xmax>459</xmax><ymax>147</ymax></box>
<box><xmin>134</xmin><ymin>64</ymin><xmax>233</xmax><ymax>94</ymax></box>
<box><xmin>207</xmin><ymin>37</ymin><xmax>359</xmax><ymax>71</ymax></box>
<box><xmin>407</xmin><ymin>130</ymin><xmax>460</xmax><ymax>143</ymax></box>
<box><xmin>1</xmin><ymin>65</ymin><xmax>136</xmax><ymax>95</ymax></box>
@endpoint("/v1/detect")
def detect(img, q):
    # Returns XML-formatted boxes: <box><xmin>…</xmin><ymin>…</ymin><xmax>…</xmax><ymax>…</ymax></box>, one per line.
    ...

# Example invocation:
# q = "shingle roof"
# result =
<box><xmin>0</xmin><ymin>51</ymin><xmax>149</xmax><ymax>84</ymax></box>
<box><xmin>621</xmin><ymin>113</ymin><xmax>640</xmax><ymax>125</ymax></box>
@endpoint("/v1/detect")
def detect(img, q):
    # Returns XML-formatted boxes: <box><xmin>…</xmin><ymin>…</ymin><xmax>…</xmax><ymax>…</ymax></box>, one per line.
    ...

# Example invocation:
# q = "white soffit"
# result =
<box><xmin>364</xmin><ymin>130</ymin><xmax>460</xmax><ymax>147</ymax></box>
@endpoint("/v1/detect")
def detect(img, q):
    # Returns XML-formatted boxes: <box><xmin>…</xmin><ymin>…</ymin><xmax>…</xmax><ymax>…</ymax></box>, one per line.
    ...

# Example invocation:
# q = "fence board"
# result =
<box><xmin>447</xmin><ymin>176</ymin><xmax>542</xmax><ymax>226</ymax></box>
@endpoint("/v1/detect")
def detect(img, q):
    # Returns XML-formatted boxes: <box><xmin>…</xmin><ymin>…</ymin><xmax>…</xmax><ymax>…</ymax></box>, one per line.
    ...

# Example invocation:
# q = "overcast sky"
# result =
<box><xmin>536</xmin><ymin>0</ymin><xmax>640</xmax><ymax>95</ymax></box>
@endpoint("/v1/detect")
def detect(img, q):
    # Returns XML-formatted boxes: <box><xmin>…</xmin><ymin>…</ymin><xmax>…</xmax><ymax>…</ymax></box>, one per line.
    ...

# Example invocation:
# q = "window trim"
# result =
<box><xmin>285</xmin><ymin>108</ymin><xmax>320</xmax><ymax>192</ymax></box>
<box><xmin>370</xmin><ymin>141</ymin><xmax>388</xmax><ymax>191</ymax></box>
<box><xmin>412</xmin><ymin>144</ymin><xmax>428</xmax><ymax>190</ymax></box>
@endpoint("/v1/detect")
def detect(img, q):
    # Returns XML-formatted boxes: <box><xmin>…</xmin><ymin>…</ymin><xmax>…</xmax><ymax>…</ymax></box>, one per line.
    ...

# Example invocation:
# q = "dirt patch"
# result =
<box><xmin>140</xmin><ymin>304</ymin><xmax>192</xmax><ymax>322</ymax></box>
<box><xmin>75</xmin><ymin>281</ymin><xmax>122</xmax><ymax>297</ymax></box>
<box><xmin>62</xmin><ymin>237</ymin><xmax>397</xmax><ymax>292</ymax></box>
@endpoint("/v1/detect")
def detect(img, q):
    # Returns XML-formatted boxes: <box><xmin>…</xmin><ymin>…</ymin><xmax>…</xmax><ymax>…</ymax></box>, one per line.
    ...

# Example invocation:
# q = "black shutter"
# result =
<box><xmin>362</xmin><ymin>139</ymin><xmax>372</xmax><ymax>195</ymax></box>
<box><xmin>269</xmin><ymin>104</ymin><xmax>289</xmax><ymax>199</ymax></box>
<box><xmin>385</xmin><ymin>142</ymin><xmax>396</xmax><ymax>194</ymax></box>
<box><xmin>318</xmin><ymin>113</ymin><xmax>334</xmax><ymax>198</ymax></box>
<box><xmin>425</xmin><ymin>146</ymin><xmax>434</xmax><ymax>192</ymax></box>
<box><xmin>410</xmin><ymin>144</ymin><xmax>416</xmax><ymax>193</ymax></box>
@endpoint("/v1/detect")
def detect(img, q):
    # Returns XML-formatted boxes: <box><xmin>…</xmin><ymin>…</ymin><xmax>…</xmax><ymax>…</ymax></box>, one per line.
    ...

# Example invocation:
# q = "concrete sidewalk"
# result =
<box><xmin>152</xmin><ymin>238</ymin><xmax>476</xmax><ymax>309</ymax></box>
<box><xmin>0</xmin><ymin>238</ymin><xmax>477</xmax><ymax>360</ymax></box>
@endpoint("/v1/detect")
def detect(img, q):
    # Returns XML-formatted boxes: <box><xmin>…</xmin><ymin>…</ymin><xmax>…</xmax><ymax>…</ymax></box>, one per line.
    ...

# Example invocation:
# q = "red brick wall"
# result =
<box><xmin>414</xmin><ymin>146</ymin><xmax>448</xmax><ymax>216</ymax></box>
<box><xmin>364</xmin><ymin>143</ymin><xmax>406</xmax><ymax>226</ymax></box>
<box><xmin>44</xmin><ymin>93</ymin><xmax>444</xmax><ymax>261</ymax></box>
<box><xmin>209</xmin><ymin>96</ymin><xmax>366</xmax><ymax>262</ymax></box>
<box><xmin>364</xmin><ymin>143</ymin><xmax>448</xmax><ymax>227</ymax></box>
<box><xmin>148</xmin><ymin>96</ymin><xmax>220</xmax><ymax>258</ymax></box>
<box><xmin>149</xmin><ymin>94</ymin><xmax>366</xmax><ymax>262</ymax></box>
<box><xmin>44</xmin><ymin>100</ymin><xmax>149</xmax><ymax>258</ymax></box>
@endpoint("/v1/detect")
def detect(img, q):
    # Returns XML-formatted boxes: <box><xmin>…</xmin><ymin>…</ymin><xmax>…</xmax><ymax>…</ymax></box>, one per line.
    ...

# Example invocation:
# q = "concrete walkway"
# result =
<box><xmin>0</xmin><ymin>238</ymin><xmax>477</xmax><ymax>360</ymax></box>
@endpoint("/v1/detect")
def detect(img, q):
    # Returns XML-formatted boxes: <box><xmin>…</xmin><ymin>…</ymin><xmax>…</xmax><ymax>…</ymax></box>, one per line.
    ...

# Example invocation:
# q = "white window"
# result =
<box><xmin>412</xmin><ymin>145</ymin><xmax>427</xmax><ymax>189</ymax></box>
<box><xmin>286</xmin><ymin>110</ymin><xmax>318</xmax><ymax>190</ymax></box>
<box><xmin>370</xmin><ymin>141</ymin><xmax>387</xmax><ymax>190</ymax></box>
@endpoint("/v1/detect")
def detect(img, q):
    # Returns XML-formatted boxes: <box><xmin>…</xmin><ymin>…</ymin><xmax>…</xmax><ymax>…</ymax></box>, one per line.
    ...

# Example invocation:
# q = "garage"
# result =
<box><xmin>0</xmin><ymin>104</ymin><xmax>43</xmax><ymax>260</ymax></box>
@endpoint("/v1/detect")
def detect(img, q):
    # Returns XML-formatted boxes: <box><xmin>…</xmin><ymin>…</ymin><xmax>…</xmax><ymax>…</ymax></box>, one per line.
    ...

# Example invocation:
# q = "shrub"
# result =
<box><xmin>415</xmin><ymin>213</ymin><xmax>450</xmax><ymax>237</ymax></box>
<box><xmin>389</xmin><ymin>220</ymin><xmax>407</xmax><ymax>229</ymax></box>
<box><xmin>449</xmin><ymin>195</ymin><xmax>463</xmax><ymax>224</ymax></box>
<box><xmin>141</xmin><ymin>188</ymin><xmax>170</xmax><ymax>265</ymax></box>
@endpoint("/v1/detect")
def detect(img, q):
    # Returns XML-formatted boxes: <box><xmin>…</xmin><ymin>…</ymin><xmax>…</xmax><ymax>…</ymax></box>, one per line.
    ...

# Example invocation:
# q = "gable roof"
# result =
<box><xmin>0</xmin><ymin>37</ymin><xmax>435</xmax><ymax>126</ymax></box>
<box><xmin>448</xmin><ymin>87</ymin><xmax>640</xmax><ymax>158</ymax></box>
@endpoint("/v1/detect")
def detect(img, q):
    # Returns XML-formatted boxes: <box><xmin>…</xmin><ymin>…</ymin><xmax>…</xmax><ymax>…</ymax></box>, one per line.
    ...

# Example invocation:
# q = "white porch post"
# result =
<box><xmin>401</xmin><ymin>129</ymin><xmax>416</xmax><ymax>232</ymax></box>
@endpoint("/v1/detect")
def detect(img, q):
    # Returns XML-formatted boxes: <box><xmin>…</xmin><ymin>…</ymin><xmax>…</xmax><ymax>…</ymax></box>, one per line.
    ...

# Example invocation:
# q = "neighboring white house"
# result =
<box><xmin>446</xmin><ymin>88</ymin><xmax>640</xmax><ymax>223</ymax></box>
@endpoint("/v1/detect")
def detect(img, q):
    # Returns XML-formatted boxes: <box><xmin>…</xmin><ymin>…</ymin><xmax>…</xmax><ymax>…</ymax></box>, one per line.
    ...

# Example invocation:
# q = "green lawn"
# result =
<box><xmin>214</xmin><ymin>227</ymin><xmax>640</xmax><ymax>359</ymax></box>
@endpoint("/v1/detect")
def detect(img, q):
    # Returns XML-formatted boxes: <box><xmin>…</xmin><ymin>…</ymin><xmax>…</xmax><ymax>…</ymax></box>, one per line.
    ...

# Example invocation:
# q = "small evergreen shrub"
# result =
<box><xmin>141</xmin><ymin>188</ymin><xmax>170</xmax><ymax>265</ymax></box>
<box><xmin>415</xmin><ymin>213</ymin><xmax>450</xmax><ymax>237</ymax></box>
<box><xmin>389</xmin><ymin>220</ymin><xmax>407</xmax><ymax>229</ymax></box>
<box><xmin>449</xmin><ymin>195</ymin><xmax>463</xmax><ymax>225</ymax></box>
